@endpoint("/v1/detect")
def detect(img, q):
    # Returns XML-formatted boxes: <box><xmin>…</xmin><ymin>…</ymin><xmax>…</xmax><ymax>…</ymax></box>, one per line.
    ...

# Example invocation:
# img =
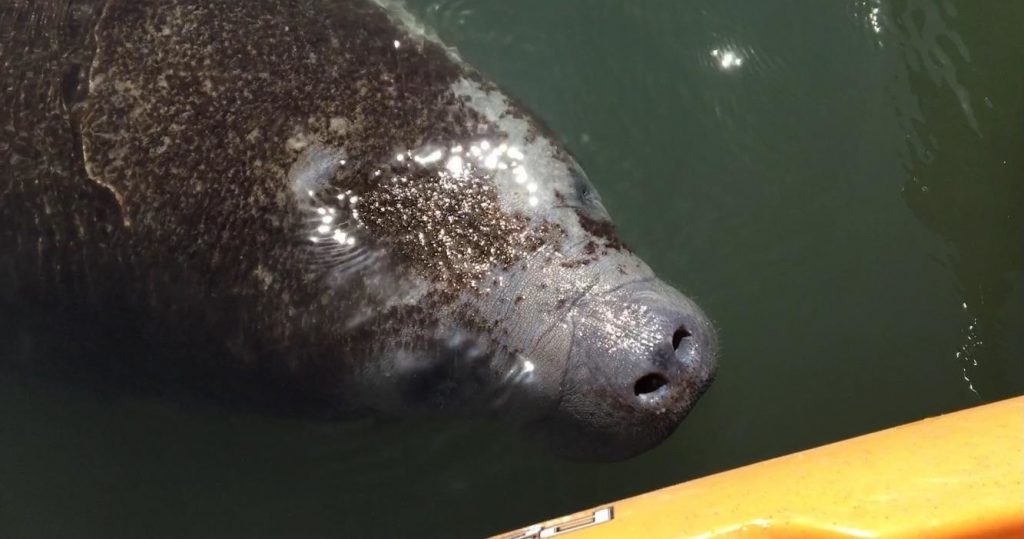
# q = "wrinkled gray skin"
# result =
<box><xmin>0</xmin><ymin>0</ymin><xmax>717</xmax><ymax>460</ymax></box>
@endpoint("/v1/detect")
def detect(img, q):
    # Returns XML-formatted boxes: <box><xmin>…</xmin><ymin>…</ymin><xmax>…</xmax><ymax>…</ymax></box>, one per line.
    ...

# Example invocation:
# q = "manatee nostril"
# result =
<box><xmin>672</xmin><ymin>326</ymin><xmax>692</xmax><ymax>350</ymax></box>
<box><xmin>634</xmin><ymin>373</ymin><xmax>669</xmax><ymax>396</ymax></box>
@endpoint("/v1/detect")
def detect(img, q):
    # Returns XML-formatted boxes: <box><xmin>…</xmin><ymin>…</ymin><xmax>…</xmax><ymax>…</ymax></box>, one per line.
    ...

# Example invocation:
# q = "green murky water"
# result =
<box><xmin>1</xmin><ymin>1</ymin><xmax>1021</xmax><ymax>537</ymax></box>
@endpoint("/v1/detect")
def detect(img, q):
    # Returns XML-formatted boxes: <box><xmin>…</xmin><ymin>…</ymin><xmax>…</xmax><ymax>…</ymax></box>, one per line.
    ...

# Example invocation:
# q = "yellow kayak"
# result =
<box><xmin>492</xmin><ymin>396</ymin><xmax>1024</xmax><ymax>538</ymax></box>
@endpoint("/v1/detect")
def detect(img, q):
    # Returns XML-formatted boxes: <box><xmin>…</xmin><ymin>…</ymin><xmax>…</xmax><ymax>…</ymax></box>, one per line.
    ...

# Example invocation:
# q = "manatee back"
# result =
<box><xmin>0</xmin><ymin>0</ymin><xmax>487</xmax><ymax>412</ymax></box>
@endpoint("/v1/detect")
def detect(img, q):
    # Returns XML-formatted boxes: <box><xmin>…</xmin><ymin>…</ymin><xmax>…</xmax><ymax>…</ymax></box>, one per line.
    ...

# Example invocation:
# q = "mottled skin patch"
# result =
<box><xmin>354</xmin><ymin>159</ymin><xmax>553</xmax><ymax>291</ymax></box>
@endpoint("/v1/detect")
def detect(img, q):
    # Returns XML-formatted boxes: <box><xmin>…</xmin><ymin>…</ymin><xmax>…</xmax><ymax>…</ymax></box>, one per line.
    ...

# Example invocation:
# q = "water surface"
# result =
<box><xmin>1</xmin><ymin>1</ymin><xmax>1021</xmax><ymax>537</ymax></box>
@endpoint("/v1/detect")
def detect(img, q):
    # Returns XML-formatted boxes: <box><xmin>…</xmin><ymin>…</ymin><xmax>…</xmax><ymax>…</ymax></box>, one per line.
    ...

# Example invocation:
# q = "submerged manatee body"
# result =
<box><xmin>0</xmin><ymin>0</ymin><xmax>717</xmax><ymax>459</ymax></box>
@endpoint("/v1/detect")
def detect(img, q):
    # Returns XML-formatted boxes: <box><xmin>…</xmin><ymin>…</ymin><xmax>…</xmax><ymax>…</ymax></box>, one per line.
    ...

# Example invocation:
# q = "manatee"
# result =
<box><xmin>0</xmin><ymin>0</ymin><xmax>717</xmax><ymax>459</ymax></box>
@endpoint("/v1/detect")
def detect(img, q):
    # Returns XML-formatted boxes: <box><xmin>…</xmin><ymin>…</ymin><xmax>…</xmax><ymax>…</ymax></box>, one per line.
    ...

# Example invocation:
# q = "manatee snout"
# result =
<box><xmin>529</xmin><ymin>278</ymin><xmax>717</xmax><ymax>461</ymax></box>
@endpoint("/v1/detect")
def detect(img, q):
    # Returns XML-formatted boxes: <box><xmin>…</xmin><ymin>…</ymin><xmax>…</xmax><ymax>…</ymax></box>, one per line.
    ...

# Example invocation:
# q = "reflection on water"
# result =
<box><xmin>1</xmin><ymin>1</ymin><xmax>1021</xmax><ymax>538</ymax></box>
<box><xmin>889</xmin><ymin>0</ymin><xmax>978</xmax><ymax>135</ymax></box>
<box><xmin>850</xmin><ymin>0</ymin><xmax>885</xmax><ymax>45</ymax></box>
<box><xmin>709</xmin><ymin>47</ymin><xmax>745</xmax><ymax>71</ymax></box>
<box><xmin>888</xmin><ymin>0</ymin><xmax>1023</xmax><ymax>397</ymax></box>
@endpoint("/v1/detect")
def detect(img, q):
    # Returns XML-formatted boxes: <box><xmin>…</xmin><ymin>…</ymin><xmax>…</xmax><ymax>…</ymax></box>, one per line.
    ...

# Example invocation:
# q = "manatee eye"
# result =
<box><xmin>577</xmin><ymin>181</ymin><xmax>591</xmax><ymax>199</ymax></box>
<box><xmin>571</xmin><ymin>169</ymin><xmax>600</xmax><ymax>207</ymax></box>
